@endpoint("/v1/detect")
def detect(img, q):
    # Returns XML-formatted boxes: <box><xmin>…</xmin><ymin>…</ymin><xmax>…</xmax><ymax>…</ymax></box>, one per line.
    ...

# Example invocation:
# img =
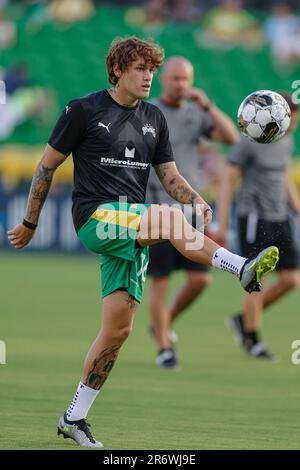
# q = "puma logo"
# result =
<box><xmin>98</xmin><ymin>122</ymin><xmax>111</xmax><ymax>133</ymax></box>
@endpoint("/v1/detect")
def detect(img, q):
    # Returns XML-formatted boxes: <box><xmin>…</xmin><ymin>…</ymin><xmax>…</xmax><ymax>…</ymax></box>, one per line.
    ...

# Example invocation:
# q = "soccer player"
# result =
<box><xmin>146</xmin><ymin>56</ymin><xmax>239</xmax><ymax>368</ymax></box>
<box><xmin>216</xmin><ymin>93</ymin><xmax>300</xmax><ymax>360</ymax></box>
<box><xmin>7</xmin><ymin>37</ymin><xmax>279</xmax><ymax>448</ymax></box>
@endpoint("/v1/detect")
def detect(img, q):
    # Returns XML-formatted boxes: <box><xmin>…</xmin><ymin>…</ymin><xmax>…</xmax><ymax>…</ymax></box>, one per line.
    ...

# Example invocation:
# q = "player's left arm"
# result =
<box><xmin>154</xmin><ymin>161</ymin><xmax>213</xmax><ymax>227</ymax></box>
<box><xmin>7</xmin><ymin>145</ymin><xmax>67</xmax><ymax>249</ymax></box>
<box><xmin>186</xmin><ymin>88</ymin><xmax>239</xmax><ymax>144</ymax></box>
<box><xmin>286</xmin><ymin>174</ymin><xmax>300</xmax><ymax>224</ymax></box>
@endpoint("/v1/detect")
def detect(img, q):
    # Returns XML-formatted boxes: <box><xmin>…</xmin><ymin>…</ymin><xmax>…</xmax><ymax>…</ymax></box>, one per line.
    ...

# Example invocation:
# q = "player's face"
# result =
<box><xmin>119</xmin><ymin>59</ymin><xmax>155</xmax><ymax>99</ymax></box>
<box><xmin>161</xmin><ymin>63</ymin><xmax>194</xmax><ymax>103</ymax></box>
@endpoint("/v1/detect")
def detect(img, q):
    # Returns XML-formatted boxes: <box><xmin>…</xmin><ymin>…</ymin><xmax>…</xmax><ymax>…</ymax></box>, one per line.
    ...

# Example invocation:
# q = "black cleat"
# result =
<box><xmin>156</xmin><ymin>348</ymin><xmax>179</xmax><ymax>369</ymax></box>
<box><xmin>245</xmin><ymin>340</ymin><xmax>278</xmax><ymax>361</ymax></box>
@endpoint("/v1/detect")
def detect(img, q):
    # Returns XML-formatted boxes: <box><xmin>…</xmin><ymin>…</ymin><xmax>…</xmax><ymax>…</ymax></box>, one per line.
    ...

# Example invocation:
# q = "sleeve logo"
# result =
<box><xmin>142</xmin><ymin>123</ymin><xmax>156</xmax><ymax>138</ymax></box>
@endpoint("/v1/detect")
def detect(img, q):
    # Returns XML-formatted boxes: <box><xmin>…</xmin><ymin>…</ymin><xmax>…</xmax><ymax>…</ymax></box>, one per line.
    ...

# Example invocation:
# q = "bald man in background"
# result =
<box><xmin>146</xmin><ymin>56</ymin><xmax>239</xmax><ymax>368</ymax></box>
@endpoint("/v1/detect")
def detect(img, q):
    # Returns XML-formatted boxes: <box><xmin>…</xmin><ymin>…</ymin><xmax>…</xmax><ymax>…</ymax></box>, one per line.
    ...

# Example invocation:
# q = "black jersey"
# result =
<box><xmin>48</xmin><ymin>89</ymin><xmax>174</xmax><ymax>232</ymax></box>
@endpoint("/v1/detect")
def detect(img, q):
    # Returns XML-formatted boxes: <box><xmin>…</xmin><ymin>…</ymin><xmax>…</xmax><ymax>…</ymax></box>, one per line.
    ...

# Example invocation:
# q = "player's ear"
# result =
<box><xmin>113</xmin><ymin>64</ymin><xmax>122</xmax><ymax>79</ymax></box>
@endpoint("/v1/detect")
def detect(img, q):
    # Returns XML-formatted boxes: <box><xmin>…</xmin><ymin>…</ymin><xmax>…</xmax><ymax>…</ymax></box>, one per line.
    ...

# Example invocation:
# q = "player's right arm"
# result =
<box><xmin>7</xmin><ymin>144</ymin><xmax>67</xmax><ymax>249</ymax></box>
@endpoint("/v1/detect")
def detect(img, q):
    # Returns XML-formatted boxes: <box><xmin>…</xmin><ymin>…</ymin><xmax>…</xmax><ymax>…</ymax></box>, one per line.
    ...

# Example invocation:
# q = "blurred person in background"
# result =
<box><xmin>264</xmin><ymin>3</ymin><xmax>300</xmax><ymax>72</ymax></box>
<box><xmin>0</xmin><ymin>6</ymin><xmax>16</xmax><ymax>50</ymax></box>
<box><xmin>216</xmin><ymin>94</ymin><xmax>300</xmax><ymax>360</ymax></box>
<box><xmin>168</xmin><ymin>0</ymin><xmax>200</xmax><ymax>24</ymax></box>
<box><xmin>146</xmin><ymin>56</ymin><xmax>239</xmax><ymax>368</ymax></box>
<box><xmin>125</xmin><ymin>0</ymin><xmax>200</xmax><ymax>33</ymax></box>
<box><xmin>0</xmin><ymin>87</ymin><xmax>56</xmax><ymax>140</ymax></box>
<box><xmin>49</xmin><ymin>0</ymin><xmax>95</xmax><ymax>25</ymax></box>
<box><xmin>2</xmin><ymin>62</ymin><xmax>30</xmax><ymax>95</ymax></box>
<box><xmin>0</xmin><ymin>64</ymin><xmax>57</xmax><ymax>140</ymax></box>
<box><xmin>200</xmin><ymin>0</ymin><xmax>263</xmax><ymax>50</ymax></box>
<box><xmin>124</xmin><ymin>0</ymin><xmax>168</xmax><ymax>35</ymax></box>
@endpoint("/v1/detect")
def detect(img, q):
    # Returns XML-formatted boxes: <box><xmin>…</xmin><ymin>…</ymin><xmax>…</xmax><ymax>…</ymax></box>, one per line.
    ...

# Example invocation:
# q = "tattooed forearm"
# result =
<box><xmin>156</xmin><ymin>171</ymin><xmax>198</xmax><ymax>207</ymax></box>
<box><xmin>167</xmin><ymin>176</ymin><xmax>199</xmax><ymax>204</ymax></box>
<box><xmin>155</xmin><ymin>163</ymin><xmax>170</xmax><ymax>184</ymax></box>
<box><xmin>25</xmin><ymin>162</ymin><xmax>55</xmax><ymax>223</ymax></box>
<box><xmin>155</xmin><ymin>163</ymin><xmax>201</xmax><ymax>205</ymax></box>
<box><xmin>83</xmin><ymin>346</ymin><xmax>120</xmax><ymax>390</ymax></box>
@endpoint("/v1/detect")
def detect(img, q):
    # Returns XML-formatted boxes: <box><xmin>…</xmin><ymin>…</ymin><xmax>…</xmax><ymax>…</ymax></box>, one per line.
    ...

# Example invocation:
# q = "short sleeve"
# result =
<box><xmin>227</xmin><ymin>137</ymin><xmax>252</xmax><ymax>168</ymax></box>
<box><xmin>152</xmin><ymin>110</ymin><xmax>174</xmax><ymax>167</ymax></box>
<box><xmin>48</xmin><ymin>99</ymin><xmax>87</xmax><ymax>156</ymax></box>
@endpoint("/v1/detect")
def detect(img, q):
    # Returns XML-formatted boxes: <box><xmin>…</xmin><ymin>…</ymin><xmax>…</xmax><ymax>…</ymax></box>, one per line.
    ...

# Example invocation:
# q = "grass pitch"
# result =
<box><xmin>0</xmin><ymin>251</ymin><xmax>299</xmax><ymax>450</ymax></box>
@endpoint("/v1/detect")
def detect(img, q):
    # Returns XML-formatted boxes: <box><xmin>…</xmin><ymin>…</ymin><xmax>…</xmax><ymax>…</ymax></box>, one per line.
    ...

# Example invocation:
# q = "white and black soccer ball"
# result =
<box><xmin>237</xmin><ymin>90</ymin><xmax>291</xmax><ymax>144</ymax></box>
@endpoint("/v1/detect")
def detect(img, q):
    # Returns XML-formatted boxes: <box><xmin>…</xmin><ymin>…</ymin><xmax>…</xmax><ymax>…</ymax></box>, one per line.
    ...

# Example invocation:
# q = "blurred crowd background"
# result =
<box><xmin>0</xmin><ymin>0</ymin><xmax>300</xmax><ymax>251</ymax></box>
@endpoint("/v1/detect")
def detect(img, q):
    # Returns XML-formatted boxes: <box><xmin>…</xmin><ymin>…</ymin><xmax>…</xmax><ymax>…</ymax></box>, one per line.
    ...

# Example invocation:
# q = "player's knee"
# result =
<box><xmin>200</xmin><ymin>272</ymin><xmax>212</xmax><ymax>289</ymax></box>
<box><xmin>280</xmin><ymin>271</ymin><xmax>300</xmax><ymax>290</ymax></box>
<box><xmin>285</xmin><ymin>272</ymin><xmax>300</xmax><ymax>290</ymax></box>
<box><xmin>187</xmin><ymin>272</ymin><xmax>212</xmax><ymax>290</ymax></box>
<box><xmin>119</xmin><ymin>325</ymin><xmax>133</xmax><ymax>342</ymax></box>
<box><xmin>111</xmin><ymin>324</ymin><xmax>133</xmax><ymax>344</ymax></box>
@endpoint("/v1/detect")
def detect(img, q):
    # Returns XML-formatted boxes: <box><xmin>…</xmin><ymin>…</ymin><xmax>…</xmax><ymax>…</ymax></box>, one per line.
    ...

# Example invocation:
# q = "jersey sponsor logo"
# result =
<box><xmin>125</xmin><ymin>147</ymin><xmax>135</xmax><ymax>159</ymax></box>
<box><xmin>100</xmin><ymin>156</ymin><xmax>149</xmax><ymax>170</ymax></box>
<box><xmin>98</xmin><ymin>121</ymin><xmax>111</xmax><ymax>133</ymax></box>
<box><xmin>142</xmin><ymin>123</ymin><xmax>156</xmax><ymax>138</ymax></box>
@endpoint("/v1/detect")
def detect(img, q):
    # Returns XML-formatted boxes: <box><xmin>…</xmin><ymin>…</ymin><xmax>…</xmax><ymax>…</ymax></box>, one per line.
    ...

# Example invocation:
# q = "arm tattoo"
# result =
<box><xmin>83</xmin><ymin>346</ymin><xmax>120</xmax><ymax>390</ymax></box>
<box><xmin>25</xmin><ymin>163</ymin><xmax>55</xmax><ymax>223</ymax></box>
<box><xmin>155</xmin><ymin>163</ymin><xmax>199</xmax><ymax>205</ymax></box>
<box><xmin>155</xmin><ymin>163</ymin><xmax>170</xmax><ymax>185</ymax></box>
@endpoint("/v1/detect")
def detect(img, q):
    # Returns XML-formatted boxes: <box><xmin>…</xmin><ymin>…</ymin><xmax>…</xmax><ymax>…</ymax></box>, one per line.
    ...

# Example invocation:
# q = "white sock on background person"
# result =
<box><xmin>66</xmin><ymin>382</ymin><xmax>100</xmax><ymax>421</ymax></box>
<box><xmin>212</xmin><ymin>248</ymin><xmax>247</xmax><ymax>277</ymax></box>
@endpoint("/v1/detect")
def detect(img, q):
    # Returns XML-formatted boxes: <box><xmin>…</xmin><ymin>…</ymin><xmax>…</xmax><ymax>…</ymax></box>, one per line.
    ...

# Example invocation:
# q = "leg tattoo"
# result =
<box><xmin>83</xmin><ymin>346</ymin><xmax>120</xmax><ymax>390</ymax></box>
<box><xmin>126</xmin><ymin>294</ymin><xmax>137</xmax><ymax>310</ymax></box>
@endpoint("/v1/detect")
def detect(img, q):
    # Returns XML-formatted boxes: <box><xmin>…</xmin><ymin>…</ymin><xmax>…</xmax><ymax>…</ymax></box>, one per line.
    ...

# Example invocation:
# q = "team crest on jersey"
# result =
<box><xmin>125</xmin><ymin>147</ymin><xmax>135</xmax><ymax>159</ymax></box>
<box><xmin>142</xmin><ymin>123</ymin><xmax>156</xmax><ymax>138</ymax></box>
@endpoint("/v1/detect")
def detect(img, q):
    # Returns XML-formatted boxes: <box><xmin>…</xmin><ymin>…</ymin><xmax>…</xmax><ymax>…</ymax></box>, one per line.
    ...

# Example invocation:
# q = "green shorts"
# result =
<box><xmin>78</xmin><ymin>201</ymin><xmax>150</xmax><ymax>303</ymax></box>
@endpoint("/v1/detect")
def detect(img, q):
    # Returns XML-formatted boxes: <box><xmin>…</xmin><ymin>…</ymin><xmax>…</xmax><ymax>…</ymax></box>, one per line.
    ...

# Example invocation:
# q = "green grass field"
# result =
<box><xmin>0</xmin><ymin>251</ymin><xmax>299</xmax><ymax>450</ymax></box>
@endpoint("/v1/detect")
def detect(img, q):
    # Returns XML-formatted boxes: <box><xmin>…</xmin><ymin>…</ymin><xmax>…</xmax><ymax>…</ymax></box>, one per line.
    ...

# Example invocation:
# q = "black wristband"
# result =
<box><xmin>23</xmin><ymin>219</ymin><xmax>38</xmax><ymax>230</ymax></box>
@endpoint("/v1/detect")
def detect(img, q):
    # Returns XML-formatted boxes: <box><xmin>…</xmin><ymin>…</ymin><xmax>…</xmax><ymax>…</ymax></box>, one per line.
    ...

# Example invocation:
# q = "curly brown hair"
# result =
<box><xmin>106</xmin><ymin>36</ymin><xmax>164</xmax><ymax>86</ymax></box>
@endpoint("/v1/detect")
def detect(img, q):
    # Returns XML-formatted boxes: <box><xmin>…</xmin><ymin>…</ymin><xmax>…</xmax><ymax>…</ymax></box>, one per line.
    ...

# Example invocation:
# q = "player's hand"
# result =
<box><xmin>203</xmin><ymin>204</ymin><xmax>213</xmax><ymax>227</ymax></box>
<box><xmin>185</xmin><ymin>88</ymin><xmax>212</xmax><ymax>110</ymax></box>
<box><xmin>7</xmin><ymin>224</ymin><xmax>35</xmax><ymax>249</ymax></box>
<box><xmin>193</xmin><ymin>197</ymin><xmax>213</xmax><ymax>228</ymax></box>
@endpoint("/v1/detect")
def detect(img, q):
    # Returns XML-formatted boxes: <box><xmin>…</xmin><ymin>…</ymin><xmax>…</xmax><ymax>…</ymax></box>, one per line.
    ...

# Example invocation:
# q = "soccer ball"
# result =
<box><xmin>237</xmin><ymin>90</ymin><xmax>291</xmax><ymax>144</ymax></box>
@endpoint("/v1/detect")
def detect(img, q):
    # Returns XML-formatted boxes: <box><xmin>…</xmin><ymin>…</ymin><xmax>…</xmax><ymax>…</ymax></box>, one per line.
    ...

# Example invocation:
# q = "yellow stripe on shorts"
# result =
<box><xmin>91</xmin><ymin>209</ymin><xmax>142</xmax><ymax>231</ymax></box>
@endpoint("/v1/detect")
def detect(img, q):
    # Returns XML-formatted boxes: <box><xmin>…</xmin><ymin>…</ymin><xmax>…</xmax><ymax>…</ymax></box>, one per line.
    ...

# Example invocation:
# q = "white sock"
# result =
<box><xmin>66</xmin><ymin>382</ymin><xmax>100</xmax><ymax>422</ymax></box>
<box><xmin>212</xmin><ymin>248</ymin><xmax>247</xmax><ymax>277</ymax></box>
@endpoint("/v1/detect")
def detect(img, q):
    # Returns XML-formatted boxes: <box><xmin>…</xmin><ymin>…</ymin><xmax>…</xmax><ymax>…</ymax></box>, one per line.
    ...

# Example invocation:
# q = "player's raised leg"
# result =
<box><xmin>57</xmin><ymin>290</ymin><xmax>138</xmax><ymax>448</ymax></box>
<box><xmin>137</xmin><ymin>205</ymin><xmax>279</xmax><ymax>292</ymax></box>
